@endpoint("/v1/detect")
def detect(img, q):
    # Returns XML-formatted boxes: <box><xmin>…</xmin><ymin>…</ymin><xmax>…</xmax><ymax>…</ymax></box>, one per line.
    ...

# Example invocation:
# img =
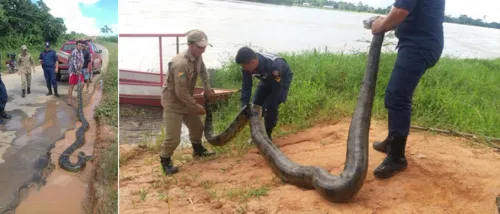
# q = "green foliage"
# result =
<box><xmin>95</xmin><ymin>41</ymin><xmax>118</xmax><ymax>127</ymax></box>
<box><xmin>208</xmin><ymin>48</ymin><xmax>500</xmax><ymax>154</ymax></box>
<box><xmin>0</xmin><ymin>0</ymin><xmax>67</xmax><ymax>48</ymax></box>
<box><xmin>243</xmin><ymin>0</ymin><xmax>500</xmax><ymax>29</ymax></box>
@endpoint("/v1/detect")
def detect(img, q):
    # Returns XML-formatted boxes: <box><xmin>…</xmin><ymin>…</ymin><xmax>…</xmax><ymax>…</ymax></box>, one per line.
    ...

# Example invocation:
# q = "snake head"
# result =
<box><xmin>363</xmin><ymin>16</ymin><xmax>380</xmax><ymax>29</ymax></box>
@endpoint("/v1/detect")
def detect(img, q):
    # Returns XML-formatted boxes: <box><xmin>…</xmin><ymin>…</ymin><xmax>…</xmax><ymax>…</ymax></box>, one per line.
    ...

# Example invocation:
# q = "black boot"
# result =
<box><xmin>53</xmin><ymin>87</ymin><xmax>60</xmax><ymax>97</ymax></box>
<box><xmin>160</xmin><ymin>157</ymin><xmax>179</xmax><ymax>175</ymax></box>
<box><xmin>46</xmin><ymin>86</ymin><xmax>52</xmax><ymax>96</ymax></box>
<box><xmin>192</xmin><ymin>143</ymin><xmax>216</xmax><ymax>157</ymax></box>
<box><xmin>372</xmin><ymin>135</ymin><xmax>393</xmax><ymax>153</ymax></box>
<box><xmin>27</xmin><ymin>87</ymin><xmax>30</xmax><ymax>94</ymax></box>
<box><xmin>22</xmin><ymin>89</ymin><xmax>25</xmax><ymax>98</ymax></box>
<box><xmin>0</xmin><ymin>108</ymin><xmax>11</xmax><ymax>120</ymax></box>
<box><xmin>374</xmin><ymin>136</ymin><xmax>408</xmax><ymax>179</ymax></box>
<box><xmin>266</xmin><ymin>127</ymin><xmax>273</xmax><ymax>141</ymax></box>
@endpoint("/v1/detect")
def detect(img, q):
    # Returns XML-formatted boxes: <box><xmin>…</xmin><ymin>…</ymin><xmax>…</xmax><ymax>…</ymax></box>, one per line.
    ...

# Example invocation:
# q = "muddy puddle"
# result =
<box><xmin>119</xmin><ymin>104</ymin><xmax>192</xmax><ymax>148</ymax></box>
<box><xmin>15</xmin><ymin>82</ymin><xmax>103</xmax><ymax>214</ymax></box>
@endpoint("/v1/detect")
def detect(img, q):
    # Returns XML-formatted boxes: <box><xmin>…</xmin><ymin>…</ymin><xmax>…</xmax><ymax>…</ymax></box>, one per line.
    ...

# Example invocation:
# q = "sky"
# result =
<box><xmin>339</xmin><ymin>0</ymin><xmax>500</xmax><ymax>23</ymax></box>
<box><xmin>31</xmin><ymin>0</ymin><xmax>118</xmax><ymax>36</ymax></box>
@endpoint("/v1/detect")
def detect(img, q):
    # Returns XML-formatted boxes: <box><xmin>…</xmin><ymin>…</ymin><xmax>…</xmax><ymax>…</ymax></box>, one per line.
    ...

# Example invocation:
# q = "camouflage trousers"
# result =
<box><xmin>21</xmin><ymin>72</ymin><xmax>32</xmax><ymax>89</ymax></box>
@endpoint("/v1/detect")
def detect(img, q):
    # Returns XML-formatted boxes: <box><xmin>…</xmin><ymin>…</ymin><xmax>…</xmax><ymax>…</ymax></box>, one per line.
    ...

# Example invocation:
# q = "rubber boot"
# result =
<box><xmin>46</xmin><ymin>86</ymin><xmax>52</xmax><ymax>96</ymax></box>
<box><xmin>22</xmin><ymin>89</ymin><xmax>25</xmax><ymax>98</ymax></box>
<box><xmin>192</xmin><ymin>143</ymin><xmax>216</xmax><ymax>157</ymax></box>
<box><xmin>374</xmin><ymin>136</ymin><xmax>408</xmax><ymax>179</ymax></box>
<box><xmin>53</xmin><ymin>87</ymin><xmax>60</xmax><ymax>97</ymax></box>
<box><xmin>266</xmin><ymin>128</ymin><xmax>273</xmax><ymax>141</ymax></box>
<box><xmin>372</xmin><ymin>135</ymin><xmax>393</xmax><ymax>153</ymax></box>
<box><xmin>160</xmin><ymin>157</ymin><xmax>179</xmax><ymax>175</ymax></box>
<box><xmin>27</xmin><ymin>87</ymin><xmax>30</xmax><ymax>94</ymax></box>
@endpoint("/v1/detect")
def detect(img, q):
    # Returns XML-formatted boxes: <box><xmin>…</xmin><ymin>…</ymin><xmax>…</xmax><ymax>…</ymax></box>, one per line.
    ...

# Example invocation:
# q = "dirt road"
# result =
<box><xmin>0</xmin><ymin>44</ymin><xmax>108</xmax><ymax>214</ymax></box>
<box><xmin>119</xmin><ymin>118</ymin><xmax>500</xmax><ymax>214</ymax></box>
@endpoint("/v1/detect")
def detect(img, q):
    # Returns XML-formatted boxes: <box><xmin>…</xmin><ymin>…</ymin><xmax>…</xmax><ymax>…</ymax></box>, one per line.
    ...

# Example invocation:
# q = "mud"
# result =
<box><xmin>119</xmin><ymin>104</ymin><xmax>191</xmax><ymax>148</ymax></box>
<box><xmin>14</xmin><ymin>79</ymin><xmax>103</xmax><ymax>214</ymax></box>
<box><xmin>0</xmin><ymin>44</ymin><xmax>109</xmax><ymax>214</ymax></box>
<box><xmin>119</xmin><ymin>118</ymin><xmax>500</xmax><ymax>214</ymax></box>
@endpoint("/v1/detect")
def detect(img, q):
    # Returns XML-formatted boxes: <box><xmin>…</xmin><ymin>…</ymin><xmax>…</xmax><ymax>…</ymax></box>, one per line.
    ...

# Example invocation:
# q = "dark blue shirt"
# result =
<box><xmin>39</xmin><ymin>49</ymin><xmax>58</xmax><ymax>69</ymax></box>
<box><xmin>82</xmin><ymin>49</ymin><xmax>91</xmax><ymax>69</ymax></box>
<box><xmin>393</xmin><ymin>0</ymin><xmax>445</xmax><ymax>61</ymax></box>
<box><xmin>241</xmin><ymin>53</ymin><xmax>293</xmax><ymax>107</ymax></box>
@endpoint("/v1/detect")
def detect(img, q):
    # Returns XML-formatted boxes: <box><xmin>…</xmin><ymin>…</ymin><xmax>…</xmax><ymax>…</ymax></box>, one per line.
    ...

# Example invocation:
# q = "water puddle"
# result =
<box><xmin>15</xmin><ymin>81</ymin><xmax>103</xmax><ymax>214</ymax></box>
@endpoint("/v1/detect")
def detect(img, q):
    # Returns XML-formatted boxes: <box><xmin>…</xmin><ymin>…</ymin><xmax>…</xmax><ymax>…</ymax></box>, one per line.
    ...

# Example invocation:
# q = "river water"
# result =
<box><xmin>119</xmin><ymin>0</ymin><xmax>500</xmax><ymax>72</ymax></box>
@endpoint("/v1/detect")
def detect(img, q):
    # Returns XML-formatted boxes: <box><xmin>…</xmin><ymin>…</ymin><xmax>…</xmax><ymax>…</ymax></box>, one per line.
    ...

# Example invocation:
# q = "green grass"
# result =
<box><xmin>90</xmin><ymin>39</ymin><xmax>118</xmax><ymax>214</ymax></box>
<box><xmin>205</xmin><ymin>48</ymin><xmax>500</xmax><ymax>154</ymax></box>
<box><xmin>94</xmin><ymin>39</ymin><xmax>118</xmax><ymax>127</ymax></box>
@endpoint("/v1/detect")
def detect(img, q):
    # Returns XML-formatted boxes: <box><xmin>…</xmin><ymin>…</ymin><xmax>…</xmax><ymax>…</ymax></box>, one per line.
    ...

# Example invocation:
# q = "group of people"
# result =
<box><xmin>159</xmin><ymin>0</ymin><xmax>446</xmax><ymax>180</ymax></box>
<box><xmin>0</xmin><ymin>40</ymin><xmax>94</xmax><ymax>124</ymax></box>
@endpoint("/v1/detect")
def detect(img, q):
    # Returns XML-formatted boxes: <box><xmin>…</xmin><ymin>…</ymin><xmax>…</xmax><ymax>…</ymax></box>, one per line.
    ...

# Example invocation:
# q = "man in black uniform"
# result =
<box><xmin>370</xmin><ymin>0</ymin><xmax>445</xmax><ymax>179</ymax></box>
<box><xmin>235</xmin><ymin>47</ymin><xmax>293</xmax><ymax>141</ymax></box>
<box><xmin>0</xmin><ymin>69</ymin><xmax>11</xmax><ymax>124</ymax></box>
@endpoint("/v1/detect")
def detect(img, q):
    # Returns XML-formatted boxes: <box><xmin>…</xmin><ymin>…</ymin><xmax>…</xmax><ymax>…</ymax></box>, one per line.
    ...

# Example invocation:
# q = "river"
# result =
<box><xmin>118</xmin><ymin>0</ymin><xmax>500</xmax><ymax>72</ymax></box>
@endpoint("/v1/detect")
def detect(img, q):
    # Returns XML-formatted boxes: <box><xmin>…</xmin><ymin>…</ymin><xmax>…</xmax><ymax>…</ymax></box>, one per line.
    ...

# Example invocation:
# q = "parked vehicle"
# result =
<box><xmin>4</xmin><ymin>53</ymin><xmax>17</xmax><ymax>73</ymax></box>
<box><xmin>56</xmin><ymin>39</ymin><xmax>103</xmax><ymax>81</ymax></box>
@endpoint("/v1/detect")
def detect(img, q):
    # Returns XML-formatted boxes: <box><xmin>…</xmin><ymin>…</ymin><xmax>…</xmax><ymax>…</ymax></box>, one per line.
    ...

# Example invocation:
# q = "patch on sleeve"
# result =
<box><xmin>272</xmin><ymin>70</ymin><xmax>281</xmax><ymax>82</ymax></box>
<box><xmin>177</xmin><ymin>71</ymin><xmax>186</xmax><ymax>78</ymax></box>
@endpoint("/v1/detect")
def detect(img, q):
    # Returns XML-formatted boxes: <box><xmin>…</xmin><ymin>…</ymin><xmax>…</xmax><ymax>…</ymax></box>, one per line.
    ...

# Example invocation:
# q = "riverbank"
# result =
<box><xmin>87</xmin><ymin>39</ymin><xmax>118</xmax><ymax>214</ymax></box>
<box><xmin>209</xmin><ymin>51</ymin><xmax>500</xmax><ymax>154</ymax></box>
<box><xmin>119</xmin><ymin>50</ymin><xmax>500</xmax><ymax>214</ymax></box>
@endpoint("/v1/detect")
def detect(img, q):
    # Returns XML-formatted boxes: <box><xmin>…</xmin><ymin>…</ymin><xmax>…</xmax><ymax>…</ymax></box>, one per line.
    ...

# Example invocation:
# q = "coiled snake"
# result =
<box><xmin>204</xmin><ymin>17</ymin><xmax>384</xmax><ymax>202</ymax></box>
<box><xmin>58</xmin><ymin>77</ymin><xmax>93</xmax><ymax>172</ymax></box>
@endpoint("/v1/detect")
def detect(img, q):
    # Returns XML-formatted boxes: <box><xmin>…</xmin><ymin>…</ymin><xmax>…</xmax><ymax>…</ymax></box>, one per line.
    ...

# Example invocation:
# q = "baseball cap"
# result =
<box><xmin>45</xmin><ymin>42</ymin><xmax>50</xmax><ymax>47</ymax></box>
<box><xmin>186</xmin><ymin>29</ymin><xmax>212</xmax><ymax>47</ymax></box>
<box><xmin>21</xmin><ymin>45</ymin><xmax>27</xmax><ymax>50</ymax></box>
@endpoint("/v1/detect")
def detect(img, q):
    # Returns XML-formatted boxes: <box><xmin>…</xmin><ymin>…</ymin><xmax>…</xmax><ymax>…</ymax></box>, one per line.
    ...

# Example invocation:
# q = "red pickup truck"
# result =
<box><xmin>56</xmin><ymin>39</ymin><xmax>103</xmax><ymax>81</ymax></box>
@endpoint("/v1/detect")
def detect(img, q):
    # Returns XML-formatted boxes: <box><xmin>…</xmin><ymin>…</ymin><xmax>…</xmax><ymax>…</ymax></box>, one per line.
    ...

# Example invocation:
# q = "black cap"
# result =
<box><xmin>45</xmin><ymin>42</ymin><xmax>50</xmax><ymax>47</ymax></box>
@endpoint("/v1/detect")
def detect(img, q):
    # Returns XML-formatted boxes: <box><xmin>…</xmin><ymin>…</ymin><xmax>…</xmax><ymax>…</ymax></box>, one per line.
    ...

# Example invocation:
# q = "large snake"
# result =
<box><xmin>58</xmin><ymin>77</ymin><xmax>93</xmax><ymax>172</ymax></box>
<box><xmin>204</xmin><ymin>17</ymin><xmax>384</xmax><ymax>202</ymax></box>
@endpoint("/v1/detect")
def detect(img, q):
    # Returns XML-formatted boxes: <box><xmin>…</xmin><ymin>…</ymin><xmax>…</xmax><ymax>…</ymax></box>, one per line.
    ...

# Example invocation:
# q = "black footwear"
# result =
<box><xmin>266</xmin><ymin>127</ymin><xmax>273</xmax><ymax>141</ymax></box>
<box><xmin>372</xmin><ymin>135</ymin><xmax>393</xmax><ymax>153</ymax></box>
<box><xmin>54</xmin><ymin>87</ymin><xmax>60</xmax><ymax>97</ymax></box>
<box><xmin>46</xmin><ymin>86</ymin><xmax>52</xmax><ymax>96</ymax></box>
<box><xmin>22</xmin><ymin>89</ymin><xmax>25</xmax><ymax>98</ymax></box>
<box><xmin>374</xmin><ymin>136</ymin><xmax>408</xmax><ymax>179</ymax></box>
<box><xmin>160</xmin><ymin>157</ymin><xmax>179</xmax><ymax>175</ymax></box>
<box><xmin>27</xmin><ymin>87</ymin><xmax>30</xmax><ymax>94</ymax></box>
<box><xmin>192</xmin><ymin>143</ymin><xmax>216</xmax><ymax>157</ymax></box>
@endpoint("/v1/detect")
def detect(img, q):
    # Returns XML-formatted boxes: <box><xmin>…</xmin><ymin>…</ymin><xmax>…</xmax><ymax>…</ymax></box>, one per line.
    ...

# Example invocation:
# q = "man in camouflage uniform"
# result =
<box><xmin>160</xmin><ymin>29</ymin><xmax>216</xmax><ymax>175</ymax></box>
<box><xmin>17</xmin><ymin>45</ymin><xmax>35</xmax><ymax>98</ymax></box>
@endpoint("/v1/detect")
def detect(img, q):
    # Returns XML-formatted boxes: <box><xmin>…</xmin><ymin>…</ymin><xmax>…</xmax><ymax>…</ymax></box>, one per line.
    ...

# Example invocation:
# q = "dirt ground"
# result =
<box><xmin>119</xmin><ymin>118</ymin><xmax>500</xmax><ymax>214</ymax></box>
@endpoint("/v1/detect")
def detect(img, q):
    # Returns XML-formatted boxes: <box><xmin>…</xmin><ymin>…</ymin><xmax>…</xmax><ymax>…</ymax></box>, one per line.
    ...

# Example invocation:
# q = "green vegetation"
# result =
<box><xmin>91</xmin><ymin>37</ymin><xmax>118</xmax><ymax>214</ymax></box>
<box><xmin>242</xmin><ymin>0</ymin><xmax>500</xmax><ymax>29</ymax></box>
<box><xmin>95</xmin><ymin>37</ymin><xmax>118</xmax><ymax>127</ymax></box>
<box><xmin>206</xmin><ymin>48</ymin><xmax>500</xmax><ymax>154</ymax></box>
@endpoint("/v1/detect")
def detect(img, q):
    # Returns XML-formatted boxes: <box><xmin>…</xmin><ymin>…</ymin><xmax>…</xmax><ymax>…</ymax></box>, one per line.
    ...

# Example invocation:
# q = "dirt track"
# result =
<box><xmin>119</xmin><ymin>118</ymin><xmax>500</xmax><ymax>214</ymax></box>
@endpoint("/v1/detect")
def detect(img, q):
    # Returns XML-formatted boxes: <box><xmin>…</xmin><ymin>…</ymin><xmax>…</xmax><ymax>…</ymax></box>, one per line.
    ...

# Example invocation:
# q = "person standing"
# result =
<box><xmin>81</xmin><ymin>42</ymin><xmax>92</xmax><ymax>93</ymax></box>
<box><xmin>160</xmin><ymin>29</ymin><xmax>216</xmax><ymax>176</ymax></box>
<box><xmin>39</xmin><ymin>42</ymin><xmax>60</xmax><ymax>97</ymax></box>
<box><xmin>17</xmin><ymin>45</ymin><xmax>35</xmax><ymax>98</ymax></box>
<box><xmin>0</xmin><ymin>68</ymin><xmax>11</xmax><ymax>125</ymax></box>
<box><xmin>370</xmin><ymin>0</ymin><xmax>445</xmax><ymax>179</ymax></box>
<box><xmin>67</xmin><ymin>40</ymin><xmax>85</xmax><ymax>106</ymax></box>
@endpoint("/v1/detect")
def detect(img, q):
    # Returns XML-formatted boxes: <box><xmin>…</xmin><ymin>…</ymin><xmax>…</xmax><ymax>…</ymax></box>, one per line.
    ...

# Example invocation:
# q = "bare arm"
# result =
<box><xmin>380</xmin><ymin>0</ymin><xmax>416</xmax><ymax>31</ymax></box>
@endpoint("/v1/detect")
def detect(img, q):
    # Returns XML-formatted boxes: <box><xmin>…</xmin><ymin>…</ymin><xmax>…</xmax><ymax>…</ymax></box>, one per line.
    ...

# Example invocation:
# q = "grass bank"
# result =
<box><xmin>89</xmin><ymin>39</ymin><xmax>118</xmax><ymax>214</ymax></box>
<box><xmin>205</xmin><ymin>49</ymin><xmax>500</xmax><ymax>154</ymax></box>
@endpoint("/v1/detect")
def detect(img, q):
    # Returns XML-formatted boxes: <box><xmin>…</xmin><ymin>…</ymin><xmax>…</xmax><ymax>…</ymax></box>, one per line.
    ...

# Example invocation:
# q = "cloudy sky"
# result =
<box><xmin>32</xmin><ymin>0</ymin><xmax>118</xmax><ymax>36</ymax></box>
<box><xmin>340</xmin><ymin>0</ymin><xmax>500</xmax><ymax>22</ymax></box>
